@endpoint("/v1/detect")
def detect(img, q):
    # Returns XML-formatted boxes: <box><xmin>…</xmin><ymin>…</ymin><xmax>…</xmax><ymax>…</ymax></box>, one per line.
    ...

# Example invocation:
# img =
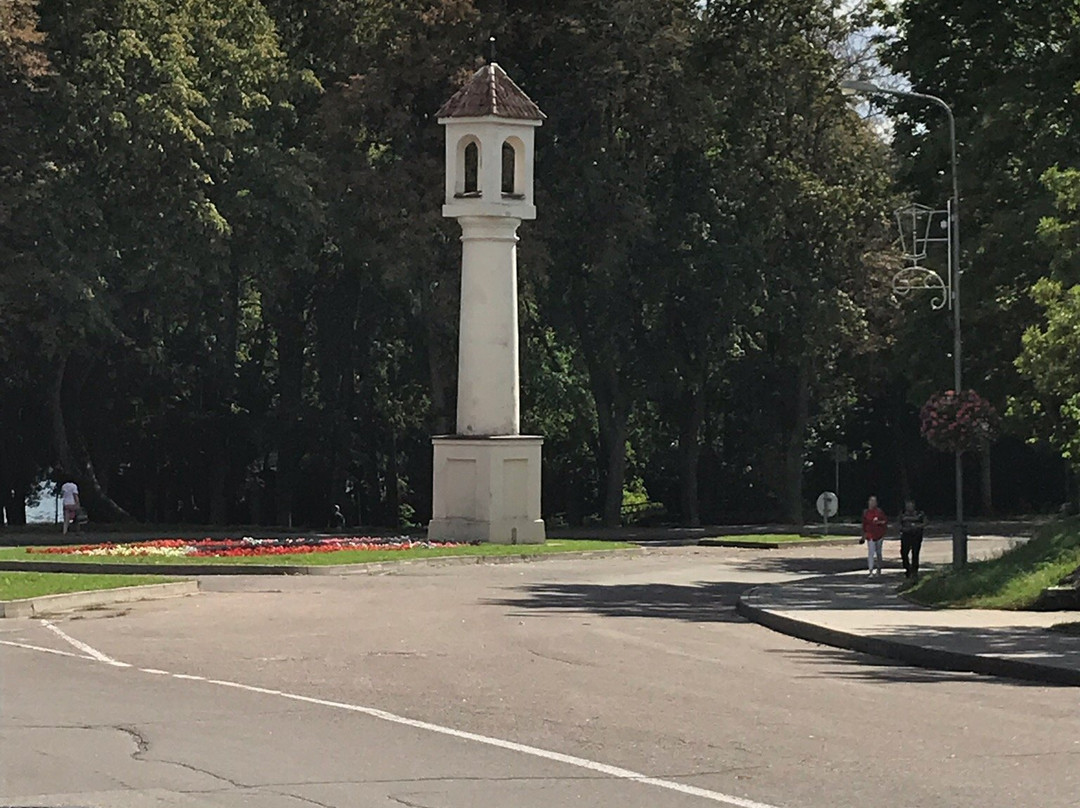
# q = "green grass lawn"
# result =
<box><xmin>905</xmin><ymin>517</ymin><xmax>1080</xmax><ymax>609</ymax></box>
<box><xmin>0</xmin><ymin>572</ymin><xmax>175</xmax><ymax>601</ymax></box>
<box><xmin>726</xmin><ymin>534</ymin><xmax>830</xmax><ymax>543</ymax></box>
<box><xmin>699</xmin><ymin>534</ymin><xmax>848</xmax><ymax>544</ymax></box>
<box><xmin>0</xmin><ymin>539</ymin><xmax>632</xmax><ymax>567</ymax></box>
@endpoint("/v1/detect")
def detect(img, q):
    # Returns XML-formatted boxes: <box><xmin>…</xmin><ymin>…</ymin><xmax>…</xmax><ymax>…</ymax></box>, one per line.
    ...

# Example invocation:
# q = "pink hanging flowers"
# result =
<box><xmin>920</xmin><ymin>389</ymin><xmax>1000</xmax><ymax>454</ymax></box>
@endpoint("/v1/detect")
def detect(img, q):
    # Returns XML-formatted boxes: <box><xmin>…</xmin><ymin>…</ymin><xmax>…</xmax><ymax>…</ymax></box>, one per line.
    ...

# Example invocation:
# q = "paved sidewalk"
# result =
<box><xmin>737</xmin><ymin>571</ymin><xmax>1080</xmax><ymax>686</ymax></box>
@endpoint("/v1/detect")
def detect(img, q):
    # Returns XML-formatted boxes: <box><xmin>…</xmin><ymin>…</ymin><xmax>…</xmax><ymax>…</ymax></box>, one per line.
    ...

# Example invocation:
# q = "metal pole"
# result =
<box><xmin>936</xmin><ymin>97</ymin><xmax>966</xmax><ymax>569</ymax></box>
<box><xmin>843</xmin><ymin>82</ymin><xmax>966</xmax><ymax>568</ymax></box>
<box><xmin>902</xmin><ymin>92</ymin><xmax>966</xmax><ymax>568</ymax></box>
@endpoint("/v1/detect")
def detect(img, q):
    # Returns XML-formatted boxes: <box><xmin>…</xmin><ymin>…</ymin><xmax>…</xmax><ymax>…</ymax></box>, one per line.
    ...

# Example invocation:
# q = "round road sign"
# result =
<box><xmin>816</xmin><ymin>491</ymin><xmax>838</xmax><ymax>518</ymax></box>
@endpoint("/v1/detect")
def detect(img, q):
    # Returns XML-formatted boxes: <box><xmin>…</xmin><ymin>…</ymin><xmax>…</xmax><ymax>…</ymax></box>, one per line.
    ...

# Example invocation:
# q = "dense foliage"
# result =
<box><xmin>878</xmin><ymin>0</ymin><xmax>1080</xmax><ymax>513</ymax></box>
<box><xmin>0</xmin><ymin>0</ymin><xmax>1074</xmax><ymax>527</ymax></box>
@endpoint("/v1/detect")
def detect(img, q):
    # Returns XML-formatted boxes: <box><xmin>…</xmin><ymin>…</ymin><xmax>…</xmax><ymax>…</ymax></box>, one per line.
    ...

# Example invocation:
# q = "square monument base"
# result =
<box><xmin>428</xmin><ymin>435</ymin><xmax>546</xmax><ymax>544</ymax></box>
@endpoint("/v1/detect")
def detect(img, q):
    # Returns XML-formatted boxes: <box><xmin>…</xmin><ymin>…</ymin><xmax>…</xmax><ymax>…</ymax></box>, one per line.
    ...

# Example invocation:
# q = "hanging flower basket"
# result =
<box><xmin>920</xmin><ymin>389</ymin><xmax>1000</xmax><ymax>454</ymax></box>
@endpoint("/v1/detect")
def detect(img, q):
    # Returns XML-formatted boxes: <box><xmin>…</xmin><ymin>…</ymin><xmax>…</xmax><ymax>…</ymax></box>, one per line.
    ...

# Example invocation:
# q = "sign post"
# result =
<box><xmin>830</xmin><ymin>444</ymin><xmax>849</xmax><ymax>510</ymax></box>
<box><xmin>816</xmin><ymin>491</ymin><xmax>838</xmax><ymax>535</ymax></box>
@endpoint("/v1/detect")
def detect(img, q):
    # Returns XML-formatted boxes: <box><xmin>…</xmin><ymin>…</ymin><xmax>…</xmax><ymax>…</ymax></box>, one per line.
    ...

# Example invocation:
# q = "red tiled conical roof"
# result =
<box><xmin>437</xmin><ymin>63</ymin><xmax>545</xmax><ymax>121</ymax></box>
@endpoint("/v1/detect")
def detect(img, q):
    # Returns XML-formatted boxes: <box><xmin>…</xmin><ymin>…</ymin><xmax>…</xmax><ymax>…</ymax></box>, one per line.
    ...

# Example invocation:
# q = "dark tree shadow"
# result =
<box><xmin>770</xmin><ymin>645</ymin><xmax>1068</xmax><ymax>687</ymax></box>
<box><xmin>732</xmin><ymin>555</ymin><xmax>869</xmax><ymax>576</ymax></box>
<box><xmin>485</xmin><ymin>581</ymin><xmax>752</xmax><ymax>623</ymax></box>
<box><xmin>744</xmin><ymin>576</ymin><xmax>919</xmax><ymax>611</ymax></box>
<box><xmin>876</xmin><ymin>624</ymin><xmax>1080</xmax><ymax>666</ymax></box>
<box><xmin>486</xmin><ymin>567</ymin><xmax>1080</xmax><ymax>687</ymax></box>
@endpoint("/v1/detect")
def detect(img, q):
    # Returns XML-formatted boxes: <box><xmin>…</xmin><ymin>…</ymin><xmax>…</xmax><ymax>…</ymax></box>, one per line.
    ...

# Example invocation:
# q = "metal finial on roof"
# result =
<box><xmin>489</xmin><ymin>36</ymin><xmax>496</xmax><ymax>64</ymax></box>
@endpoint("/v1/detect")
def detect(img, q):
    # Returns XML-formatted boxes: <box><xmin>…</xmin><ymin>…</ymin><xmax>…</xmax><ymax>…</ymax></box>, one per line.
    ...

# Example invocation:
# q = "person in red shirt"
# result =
<box><xmin>861</xmin><ymin>495</ymin><xmax>888</xmax><ymax>577</ymax></box>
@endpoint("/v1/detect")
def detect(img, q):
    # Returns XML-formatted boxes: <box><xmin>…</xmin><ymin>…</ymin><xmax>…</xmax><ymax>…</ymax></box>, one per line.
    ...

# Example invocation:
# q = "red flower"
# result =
<box><xmin>29</xmin><ymin>536</ymin><xmax>469</xmax><ymax>558</ymax></box>
<box><xmin>920</xmin><ymin>389</ymin><xmax>999</xmax><ymax>453</ymax></box>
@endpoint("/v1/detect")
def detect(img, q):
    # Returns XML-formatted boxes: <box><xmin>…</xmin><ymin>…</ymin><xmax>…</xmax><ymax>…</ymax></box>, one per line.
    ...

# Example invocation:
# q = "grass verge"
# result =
<box><xmin>697</xmin><ymin>534</ymin><xmax>850</xmax><ymax>545</ymax></box>
<box><xmin>905</xmin><ymin>517</ymin><xmax>1080</xmax><ymax>609</ymax></box>
<box><xmin>0</xmin><ymin>540</ymin><xmax>632</xmax><ymax>567</ymax></box>
<box><xmin>721</xmin><ymin>534</ymin><xmax>829</xmax><ymax>544</ymax></box>
<box><xmin>0</xmin><ymin>572</ymin><xmax>175</xmax><ymax>601</ymax></box>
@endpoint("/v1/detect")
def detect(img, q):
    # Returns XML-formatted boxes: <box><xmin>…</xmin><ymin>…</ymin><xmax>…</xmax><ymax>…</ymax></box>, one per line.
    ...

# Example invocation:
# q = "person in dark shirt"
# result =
<box><xmin>898</xmin><ymin>499</ymin><xmax>927</xmax><ymax>579</ymax></box>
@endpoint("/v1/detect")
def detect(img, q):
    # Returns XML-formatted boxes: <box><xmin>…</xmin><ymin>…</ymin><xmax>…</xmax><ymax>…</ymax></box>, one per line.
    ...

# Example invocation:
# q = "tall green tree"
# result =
<box><xmin>1012</xmin><ymin>166</ymin><xmax>1080</xmax><ymax>499</ymax></box>
<box><xmin>878</xmin><ymin>0</ymin><xmax>1080</xmax><ymax>513</ymax></box>
<box><xmin>25</xmin><ymin>0</ymin><xmax>312</xmax><ymax>520</ymax></box>
<box><xmin>0</xmin><ymin>0</ymin><xmax>53</xmax><ymax>523</ymax></box>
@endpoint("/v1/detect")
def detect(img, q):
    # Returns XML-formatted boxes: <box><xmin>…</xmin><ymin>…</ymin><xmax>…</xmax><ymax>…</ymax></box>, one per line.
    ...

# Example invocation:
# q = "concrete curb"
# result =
<box><xmin>0</xmin><ymin>580</ymin><xmax>199</xmax><ymax>618</ymax></box>
<box><xmin>0</xmin><ymin>547</ymin><xmax>643</xmax><ymax>577</ymax></box>
<box><xmin>735</xmin><ymin>588</ymin><xmax>1080</xmax><ymax>687</ymax></box>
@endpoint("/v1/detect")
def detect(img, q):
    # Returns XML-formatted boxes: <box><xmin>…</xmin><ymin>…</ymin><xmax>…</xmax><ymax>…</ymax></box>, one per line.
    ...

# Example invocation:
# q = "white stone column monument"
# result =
<box><xmin>428</xmin><ymin>63</ymin><xmax>546</xmax><ymax>544</ymax></box>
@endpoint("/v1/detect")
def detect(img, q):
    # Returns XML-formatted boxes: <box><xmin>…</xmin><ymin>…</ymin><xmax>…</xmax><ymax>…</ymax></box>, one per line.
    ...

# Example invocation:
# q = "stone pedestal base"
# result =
<box><xmin>428</xmin><ymin>435</ymin><xmax>545</xmax><ymax>544</ymax></box>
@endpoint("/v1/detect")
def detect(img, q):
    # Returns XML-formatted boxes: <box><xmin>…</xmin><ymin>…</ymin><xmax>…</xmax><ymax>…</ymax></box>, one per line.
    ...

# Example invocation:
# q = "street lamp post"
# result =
<box><xmin>841</xmin><ymin>79</ymin><xmax>967</xmax><ymax>568</ymax></box>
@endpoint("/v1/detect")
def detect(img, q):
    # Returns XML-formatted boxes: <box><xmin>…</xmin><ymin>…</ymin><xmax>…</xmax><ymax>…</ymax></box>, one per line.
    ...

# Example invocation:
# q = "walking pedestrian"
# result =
<box><xmin>898</xmin><ymin>499</ymin><xmax>927</xmax><ymax>579</ymax></box>
<box><xmin>861</xmin><ymin>495</ymin><xmax>887</xmax><ymax>577</ymax></box>
<box><xmin>60</xmin><ymin>479</ymin><xmax>80</xmax><ymax>535</ymax></box>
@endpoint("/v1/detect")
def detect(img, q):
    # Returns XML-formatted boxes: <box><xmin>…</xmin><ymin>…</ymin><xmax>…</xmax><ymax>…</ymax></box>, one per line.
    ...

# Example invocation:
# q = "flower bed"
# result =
<box><xmin>26</xmin><ymin>537</ymin><xmax>470</xmax><ymax>559</ymax></box>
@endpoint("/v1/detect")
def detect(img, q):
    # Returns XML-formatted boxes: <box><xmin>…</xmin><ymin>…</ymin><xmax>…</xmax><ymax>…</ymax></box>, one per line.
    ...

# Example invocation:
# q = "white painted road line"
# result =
<box><xmin>262</xmin><ymin>686</ymin><xmax>783</xmax><ymax>808</ymax></box>
<box><xmin>7</xmin><ymin>622</ymin><xmax>784</xmax><ymax>808</ymax></box>
<box><xmin>0</xmin><ymin>638</ymin><xmax>95</xmax><ymax>661</ymax></box>
<box><xmin>40</xmin><ymin>619</ymin><xmax>131</xmax><ymax>667</ymax></box>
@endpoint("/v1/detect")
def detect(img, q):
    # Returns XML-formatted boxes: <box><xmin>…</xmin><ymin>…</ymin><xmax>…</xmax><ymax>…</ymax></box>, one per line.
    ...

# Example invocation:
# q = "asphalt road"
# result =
<box><xmin>2</xmin><ymin>539</ymin><xmax>1077</xmax><ymax>808</ymax></box>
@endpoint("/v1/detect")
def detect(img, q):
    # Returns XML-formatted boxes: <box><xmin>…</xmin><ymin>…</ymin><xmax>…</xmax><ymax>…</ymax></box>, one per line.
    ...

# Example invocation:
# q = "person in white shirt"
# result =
<box><xmin>60</xmin><ymin>480</ymin><xmax>80</xmax><ymax>535</ymax></box>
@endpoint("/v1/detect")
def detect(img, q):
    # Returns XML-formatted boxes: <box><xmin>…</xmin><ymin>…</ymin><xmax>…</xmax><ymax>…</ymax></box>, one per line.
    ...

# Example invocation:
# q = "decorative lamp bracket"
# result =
<box><xmin>891</xmin><ymin>201</ymin><xmax>954</xmax><ymax>311</ymax></box>
<box><xmin>891</xmin><ymin>266</ymin><xmax>948</xmax><ymax>310</ymax></box>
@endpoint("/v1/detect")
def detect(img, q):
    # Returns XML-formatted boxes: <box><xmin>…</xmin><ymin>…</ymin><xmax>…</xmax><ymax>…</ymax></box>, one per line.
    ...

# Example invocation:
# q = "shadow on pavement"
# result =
<box><xmin>771</xmin><ymin>646</ymin><xmax>1068</xmax><ymax>688</ymax></box>
<box><xmin>875</xmin><ymin>623</ymin><xmax>1080</xmax><ymax>665</ymax></box>
<box><xmin>486</xmin><ymin>581</ymin><xmax>750</xmax><ymax>623</ymax></box>
<box><xmin>746</xmin><ymin>576</ymin><xmax>917</xmax><ymax>611</ymax></box>
<box><xmin>732</xmin><ymin>554</ymin><xmax>869</xmax><ymax>577</ymax></box>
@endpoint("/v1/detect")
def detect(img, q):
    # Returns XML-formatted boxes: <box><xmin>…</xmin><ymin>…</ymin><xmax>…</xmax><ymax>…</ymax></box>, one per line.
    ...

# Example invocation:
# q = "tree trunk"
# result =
<box><xmin>386</xmin><ymin>430</ymin><xmax>401</xmax><ymax>528</ymax></box>
<box><xmin>677</xmin><ymin>387</ymin><xmax>706</xmax><ymax>527</ymax></box>
<box><xmin>274</xmin><ymin>313</ymin><xmax>305</xmax><ymax>528</ymax></box>
<box><xmin>144</xmin><ymin>478</ymin><xmax>158</xmax><ymax>523</ymax></box>
<box><xmin>584</xmin><ymin>351</ymin><xmax>630</xmax><ymax>527</ymax></box>
<box><xmin>51</xmin><ymin>354</ymin><xmax>132</xmax><ymax>521</ymax></box>
<box><xmin>893</xmin><ymin>388</ymin><xmax>912</xmax><ymax>504</ymax></box>
<box><xmin>578</xmin><ymin>333</ymin><xmax>630</xmax><ymax>527</ymax></box>
<box><xmin>8</xmin><ymin>483</ymin><xmax>27</xmax><ymax>525</ymax></box>
<box><xmin>208</xmin><ymin>445</ymin><xmax>229</xmax><ymax>524</ymax></box>
<box><xmin>207</xmin><ymin>256</ymin><xmax>241</xmax><ymax>526</ymax></box>
<box><xmin>426</xmin><ymin>316</ymin><xmax>456</xmax><ymax>436</ymax></box>
<box><xmin>980</xmin><ymin>444</ymin><xmax>994</xmax><ymax>516</ymax></box>
<box><xmin>0</xmin><ymin>484</ymin><xmax>13</xmax><ymax>525</ymax></box>
<box><xmin>782</xmin><ymin>361</ymin><xmax>811</xmax><ymax>525</ymax></box>
<box><xmin>599</xmin><ymin>416</ymin><xmax>628</xmax><ymax>527</ymax></box>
